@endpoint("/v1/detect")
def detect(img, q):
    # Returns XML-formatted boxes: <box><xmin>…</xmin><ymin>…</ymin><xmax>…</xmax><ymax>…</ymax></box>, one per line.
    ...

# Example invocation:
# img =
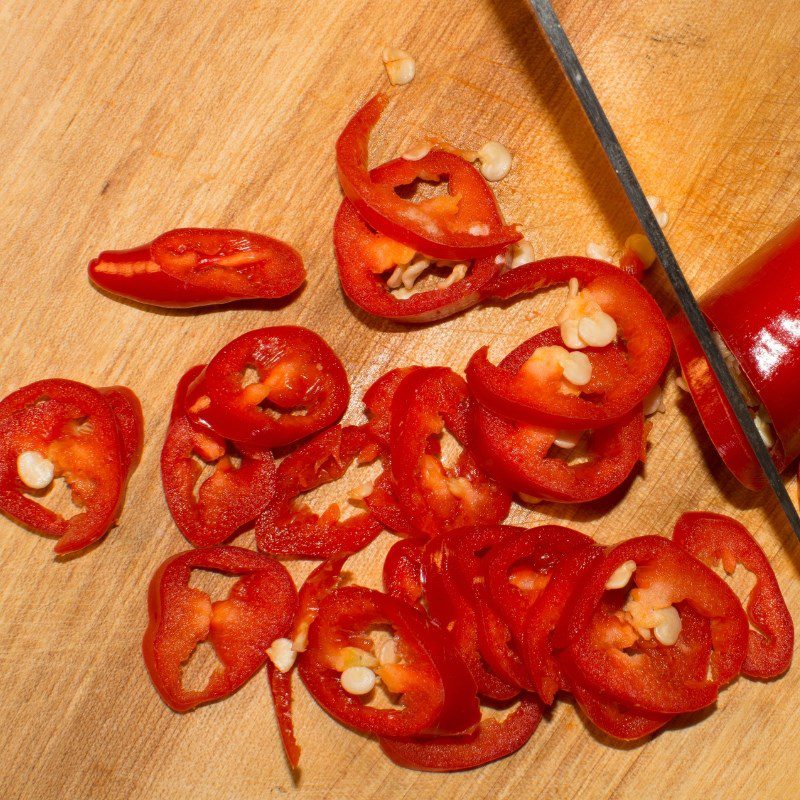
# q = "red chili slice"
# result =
<box><xmin>363</xmin><ymin>366</ymin><xmax>422</xmax><ymax>451</ymax></box>
<box><xmin>267</xmin><ymin>663</ymin><xmax>301</xmax><ymax>771</ymax></box>
<box><xmin>484</xmin><ymin>524</ymin><xmax>594</xmax><ymax>643</ymax></box>
<box><xmin>336</xmin><ymin>94</ymin><xmax>520</xmax><ymax>261</ymax></box>
<box><xmin>467</xmin><ymin>257</ymin><xmax>671</xmax><ymax>429</ymax></box>
<box><xmin>0</xmin><ymin>379</ymin><xmax>125</xmax><ymax>554</ymax></box>
<box><xmin>161</xmin><ymin>367</ymin><xmax>276</xmax><ymax>547</ymax></box>
<box><xmin>673</xmin><ymin>511</ymin><xmax>793</xmax><ymax>679</ymax></box>
<box><xmin>669</xmin><ymin>313</ymin><xmax>765</xmax><ymax>490</ymax></box>
<box><xmin>292</xmin><ymin>557</ymin><xmax>348</xmax><ymax>653</ymax></box>
<box><xmin>563</xmin><ymin>536</ymin><xmax>747</xmax><ymax>714</ymax></box>
<box><xmin>255</xmin><ymin>425</ymin><xmax>382</xmax><ymax>559</ymax></box>
<box><xmin>421</xmin><ymin>534</ymin><xmax>519</xmax><ymax>701</ymax></box>
<box><xmin>89</xmin><ymin>228</ymin><xmax>305</xmax><ymax>308</ymax></box>
<box><xmin>185</xmin><ymin>326</ymin><xmax>350</xmax><ymax>449</ymax></box>
<box><xmin>298</xmin><ymin>586</ymin><xmax>480</xmax><ymax>738</ymax></box>
<box><xmin>379</xmin><ymin>694</ymin><xmax>542</xmax><ymax>772</ymax></box>
<box><xmin>388</xmin><ymin>367</ymin><xmax>511</xmax><ymax>536</ymax></box>
<box><xmin>142</xmin><ymin>546</ymin><xmax>297</xmax><ymax>712</ymax></box>
<box><xmin>470</xmin><ymin>328</ymin><xmax>646</xmax><ymax>502</ymax></box>
<box><xmin>383</xmin><ymin>537</ymin><xmax>425</xmax><ymax>608</ymax></box>
<box><xmin>335</xmin><ymin>199</ymin><xmax>504</xmax><ymax>323</ymax></box>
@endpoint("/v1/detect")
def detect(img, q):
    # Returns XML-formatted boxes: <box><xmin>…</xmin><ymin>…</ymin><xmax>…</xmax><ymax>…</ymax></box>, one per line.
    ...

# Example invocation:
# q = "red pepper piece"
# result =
<box><xmin>161</xmin><ymin>367</ymin><xmax>276</xmax><ymax>547</ymax></box>
<box><xmin>470</xmin><ymin>328</ymin><xmax>647</xmax><ymax>502</ymax></box>
<box><xmin>388</xmin><ymin>367</ymin><xmax>511</xmax><ymax>536</ymax></box>
<box><xmin>422</xmin><ymin>534</ymin><xmax>519</xmax><ymax>702</ymax></box>
<box><xmin>336</xmin><ymin>94</ymin><xmax>520</xmax><ymax>261</ymax></box>
<box><xmin>484</xmin><ymin>524</ymin><xmax>594</xmax><ymax>643</ymax></box>
<box><xmin>363</xmin><ymin>366</ymin><xmax>422</xmax><ymax>451</ymax></box>
<box><xmin>335</xmin><ymin>198</ymin><xmax>504</xmax><ymax>323</ymax></box>
<box><xmin>383</xmin><ymin>537</ymin><xmax>425</xmax><ymax>608</ymax></box>
<box><xmin>255</xmin><ymin>425</ymin><xmax>382</xmax><ymax>559</ymax></box>
<box><xmin>379</xmin><ymin>694</ymin><xmax>542</xmax><ymax>772</ymax></box>
<box><xmin>185</xmin><ymin>326</ymin><xmax>350</xmax><ymax>449</ymax></box>
<box><xmin>292</xmin><ymin>557</ymin><xmax>348</xmax><ymax>653</ymax></box>
<box><xmin>523</xmin><ymin>545</ymin><xmax>605</xmax><ymax>705</ymax></box>
<box><xmin>0</xmin><ymin>379</ymin><xmax>125</xmax><ymax>554</ymax></box>
<box><xmin>669</xmin><ymin>313</ymin><xmax>766</xmax><ymax>490</ymax></box>
<box><xmin>89</xmin><ymin>228</ymin><xmax>305</xmax><ymax>308</ymax></box>
<box><xmin>143</xmin><ymin>546</ymin><xmax>297</xmax><ymax>712</ymax></box>
<box><xmin>467</xmin><ymin>257</ymin><xmax>671</xmax><ymax>429</ymax></box>
<box><xmin>267</xmin><ymin>663</ymin><xmax>301</xmax><ymax>771</ymax></box>
<box><xmin>563</xmin><ymin>536</ymin><xmax>747</xmax><ymax>714</ymax></box>
<box><xmin>673</xmin><ymin>511</ymin><xmax>793</xmax><ymax>679</ymax></box>
<box><xmin>298</xmin><ymin>586</ymin><xmax>480</xmax><ymax>738</ymax></box>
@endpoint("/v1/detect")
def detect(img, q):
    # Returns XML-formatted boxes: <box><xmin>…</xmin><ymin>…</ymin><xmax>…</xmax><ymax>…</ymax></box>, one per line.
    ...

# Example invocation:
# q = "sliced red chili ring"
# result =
<box><xmin>363</xmin><ymin>366</ymin><xmax>422</xmax><ymax>452</ymax></box>
<box><xmin>142</xmin><ymin>546</ymin><xmax>297</xmax><ymax>712</ymax></box>
<box><xmin>669</xmin><ymin>313</ymin><xmax>765</xmax><ymax>490</ymax></box>
<box><xmin>484</xmin><ymin>524</ymin><xmax>594</xmax><ymax>643</ymax></box>
<box><xmin>470</xmin><ymin>328</ymin><xmax>646</xmax><ymax>503</ymax></box>
<box><xmin>292</xmin><ymin>557</ymin><xmax>348</xmax><ymax>653</ymax></box>
<box><xmin>563</xmin><ymin>536</ymin><xmax>747</xmax><ymax>714</ymax></box>
<box><xmin>673</xmin><ymin>511</ymin><xmax>793</xmax><ymax>679</ymax></box>
<box><xmin>335</xmin><ymin>198</ymin><xmax>505</xmax><ymax>323</ymax></box>
<box><xmin>89</xmin><ymin>228</ymin><xmax>305</xmax><ymax>308</ymax></box>
<box><xmin>0</xmin><ymin>379</ymin><xmax>125</xmax><ymax>554</ymax></box>
<box><xmin>184</xmin><ymin>326</ymin><xmax>350</xmax><ymax>449</ymax></box>
<box><xmin>161</xmin><ymin>367</ymin><xmax>276</xmax><ymax>548</ymax></box>
<box><xmin>255</xmin><ymin>425</ymin><xmax>382</xmax><ymax>559</ymax></box>
<box><xmin>383</xmin><ymin>537</ymin><xmax>425</xmax><ymax>608</ymax></box>
<box><xmin>298</xmin><ymin>586</ymin><xmax>480</xmax><ymax>738</ymax></box>
<box><xmin>388</xmin><ymin>367</ymin><xmax>511</xmax><ymax>536</ymax></box>
<box><xmin>336</xmin><ymin>94</ymin><xmax>520</xmax><ymax>261</ymax></box>
<box><xmin>379</xmin><ymin>694</ymin><xmax>542</xmax><ymax>772</ymax></box>
<box><xmin>467</xmin><ymin>257</ymin><xmax>671</xmax><ymax>429</ymax></box>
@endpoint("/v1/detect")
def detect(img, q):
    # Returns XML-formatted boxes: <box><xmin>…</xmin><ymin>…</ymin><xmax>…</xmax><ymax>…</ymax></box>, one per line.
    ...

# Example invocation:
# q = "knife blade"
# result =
<box><xmin>526</xmin><ymin>0</ymin><xmax>800</xmax><ymax>540</ymax></box>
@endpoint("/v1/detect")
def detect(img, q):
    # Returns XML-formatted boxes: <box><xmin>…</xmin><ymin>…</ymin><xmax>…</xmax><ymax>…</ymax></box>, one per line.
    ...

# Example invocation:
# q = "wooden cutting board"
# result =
<box><xmin>1</xmin><ymin>1</ymin><xmax>799</xmax><ymax>798</ymax></box>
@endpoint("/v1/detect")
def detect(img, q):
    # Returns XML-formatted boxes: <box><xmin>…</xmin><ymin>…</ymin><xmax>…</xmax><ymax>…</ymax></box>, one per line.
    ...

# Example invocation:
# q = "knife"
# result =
<box><xmin>526</xmin><ymin>0</ymin><xmax>800</xmax><ymax>540</ymax></box>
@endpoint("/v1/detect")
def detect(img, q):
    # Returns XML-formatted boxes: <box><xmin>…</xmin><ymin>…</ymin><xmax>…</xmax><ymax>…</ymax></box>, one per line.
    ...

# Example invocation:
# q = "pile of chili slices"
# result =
<box><xmin>0</xmin><ymin>93</ymin><xmax>793</xmax><ymax>774</ymax></box>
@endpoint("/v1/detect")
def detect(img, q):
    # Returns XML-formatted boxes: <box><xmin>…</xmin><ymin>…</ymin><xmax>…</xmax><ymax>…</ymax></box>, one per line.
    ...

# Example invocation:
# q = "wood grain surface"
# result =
<box><xmin>1</xmin><ymin>1</ymin><xmax>799</xmax><ymax>798</ymax></box>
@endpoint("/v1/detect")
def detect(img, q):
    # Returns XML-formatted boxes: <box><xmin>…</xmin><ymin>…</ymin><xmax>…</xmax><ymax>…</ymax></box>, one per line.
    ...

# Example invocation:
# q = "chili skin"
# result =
<box><xmin>255</xmin><ymin>425</ymin><xmax>382</xmax><ymax>559</ymax></box>
<box><xmin>470</xmin><ymin>328</ymin><xmax>646</xmax><ymax>503</ymax></box>
<box><xmin>0</xmin><ymin>379</ymin><xmax>125</xmax><ymax>554</ymax></box>
<box><xmin>563</xmin><ymin>536</ymin><xmax>747</xmax><ymax>714</ymax></box>
<box><xmin>89</xmin><ymin>228</ymin><xmax>305</xmax><ymax>308</ymax></box>
<box><xmin>336</xmin><ymin>94</ymin><xmax>520</xmax><ymax>261</ymax></box>
<box><xmin>383</xmin><ymin>537</ymin><xmax>426</xmax><ymax>608</ymax></box>
<box><xmin>467</xmin><ymin>257</ymin><xmax>671</xmax><ymax>429</ymax></box>
<box><xmin>673</xmin><ymin>512</ymin><xmax>793</xmax><ymax>679</ymax></box>
<box><xmin>185</xmin><ymin>326</ymin><xmax>350</xmax><ymax>449</ymax></box>
<box><xmin>143</xmin><ymin>546</ymin><xmax>297</xmax><ymax>712</ymax></box>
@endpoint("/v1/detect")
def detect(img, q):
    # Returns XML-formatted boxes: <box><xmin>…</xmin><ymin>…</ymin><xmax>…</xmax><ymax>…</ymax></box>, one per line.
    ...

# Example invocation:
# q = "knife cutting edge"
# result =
<box><xmin>525</xmin><ymin>0</ymin><xmax>800</xmax><ymax>541</ymax></box>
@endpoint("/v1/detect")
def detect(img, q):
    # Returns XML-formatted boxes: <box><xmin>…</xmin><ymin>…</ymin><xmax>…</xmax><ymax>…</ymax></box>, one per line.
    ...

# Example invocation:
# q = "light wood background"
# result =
<box><xmin>1</xmin><ymin>1</ymin><xmax>799</xmax><ymax>798</ymax></box>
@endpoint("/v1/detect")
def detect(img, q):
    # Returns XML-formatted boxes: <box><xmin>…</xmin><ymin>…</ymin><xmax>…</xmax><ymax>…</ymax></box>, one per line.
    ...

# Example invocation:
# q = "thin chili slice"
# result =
<box><xmin>255</xmin><ymin>425</ymin><xmax>382</xmax><ymax>559</ymax></box>
<box><xmin>383</xmin><ymin>537</ymin><xmax>425</xmax><ymax>608</ymax></box>
<box><xmin>673</xmin><ymin>511</ymin><xmax>793</xmax><ymax>679</ymax></box>
<box><xmin>185</xmin><ymin>326</ymin><xmax>350</xmax><ymax>449</ymax></box>
<box><xmin>0</xmin><ymin>379</ymin><xmax>125</xmax><ymax>554</ymax></box>
<box><xmin>563</xmin><ymin>536</ymin><xmax>747</xmax><ymax>714</ymax></box>
<box><xmin>379</xmin><ymin>695</ymin><xmax>542</xmax><ymax>772</ymax></box>
<box><xmin>267</xmin><ymin>663</ymin><xmax>301</xmax><ymax>771</ymax></box>
<box><xmin>336</xmin><ymin>94</ymin><xmax>520</xmax><ymax>261</ymax></box>
<box><xmin>470</xmin><ymin>328</ymin><xmax>646</xmax><ymax>503</ymax></box>
<box><xmin>142</xmin><ymin>546</ymin><xmax>297</xmax><ymax>712</ymax></box>
<box><xmin>467</xmin><ymin>257</ymin><xmax>671</xmax><ymax>429</ymax></box>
